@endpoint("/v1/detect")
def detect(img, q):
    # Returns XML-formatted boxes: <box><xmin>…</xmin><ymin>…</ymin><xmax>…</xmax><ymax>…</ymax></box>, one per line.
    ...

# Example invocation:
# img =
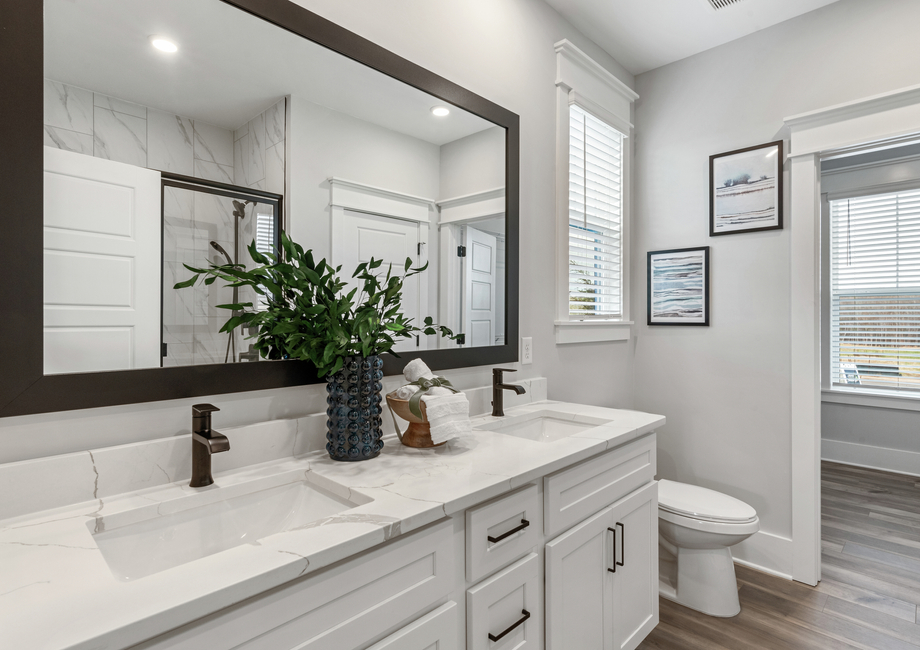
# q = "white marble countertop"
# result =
<box><xmin>0</xmin><ymin>401</ymin><xmax>663</xmax><ymax>650</ymax></box>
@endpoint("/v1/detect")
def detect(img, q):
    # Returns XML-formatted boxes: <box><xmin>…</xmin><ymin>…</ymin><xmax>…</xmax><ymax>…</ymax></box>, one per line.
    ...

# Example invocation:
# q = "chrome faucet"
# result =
<box><xmin>492</xmin><ymin>368</ymin><xmax>526</xmax><ymax>417</ymax></box>
<box><xmin>190</xmin><ymin>404</ymin><xmax>230</xmax><ymax>488</ymax></box>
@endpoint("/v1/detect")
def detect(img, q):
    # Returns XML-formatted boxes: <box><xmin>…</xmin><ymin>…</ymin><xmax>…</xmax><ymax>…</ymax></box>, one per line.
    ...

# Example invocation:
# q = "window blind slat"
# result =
<box><xmin>568</xmin><ymin>105</ymin><xmax>624</xmax><ymax>317</ymax></box>
<box><xmin>829</xmin><ymin>189</ymin><xmax>920</xmax><ymax>392</ymax></box>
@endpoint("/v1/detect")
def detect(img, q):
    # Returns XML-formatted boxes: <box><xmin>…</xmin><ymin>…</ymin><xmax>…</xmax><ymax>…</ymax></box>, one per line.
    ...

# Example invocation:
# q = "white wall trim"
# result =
<box><xmin>822</xmin><ymin>439</ymin><xmax>920</xmax><ymax>478</ymax></box>
<box><xmin>554</xmin><ymin>320</ymin><xmax>632</xmax><ymax>344</ymax></box>
<box><xmin>328</xmin><ymin>177</ymin><xmax>434</xmax><ymax>223</ymax></box>
<box><xmin>437</xmin><ymin>187</ymin><xmax>505</xmax><ymax>225</ymax></box>
<box><xmin>732</xmin><ymin>530</ymin><xmax>794</xmax><ymax>581</ymax></box>
<box><xmin>554</xmin><ymin>39</ymin><xmax>639</xmax><ymax>105</ymax></box>
<box><xmin>785</xmin><ymin>82</ymin><xmax>920</xmax><ymax>130</ymax></box>
<box><xmin>786</xmin><ymin>84</ymin><xmax>920</xmax><ymax>156</ymax></box>
<box><xmin>785</xmin><ymin>84</ymin><xmax>920</xmax><ymax>587</ymax></box>
<box><xmin>822</xmin><ymin>388</ymin><xmax>920</xmax><ymax>412</ymax></box>
<box><xmin>568</xmin><ymin>91</ymin><xmax>634</xmax><ymax>136</ymax></box>
<box><xmin>820</xmin><ymin>152</ymin><xmax>920</xmax><ymax>177</ymax></box>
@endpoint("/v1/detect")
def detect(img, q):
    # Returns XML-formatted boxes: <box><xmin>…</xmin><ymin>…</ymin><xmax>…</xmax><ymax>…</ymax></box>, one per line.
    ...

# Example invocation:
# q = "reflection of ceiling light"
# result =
<box><xmin>431</xmin><ymin>106</ymin><xmax>450</xmax><ymax>117</ymax></box>
<box><xmin>766</xmin><ymin>149</ymin><xmax>777</xmax><ymax>157</ymax></box>
<box><xmin>150</xmin><ymin>36</ymin><xmax>178</xmax><ymax>53</ymax></box>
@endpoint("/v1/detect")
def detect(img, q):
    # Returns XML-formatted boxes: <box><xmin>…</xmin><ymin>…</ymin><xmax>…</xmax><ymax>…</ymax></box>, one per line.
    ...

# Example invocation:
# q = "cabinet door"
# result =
<box><xmin>608</xmin><ymin>482</ymin><xmax>658</xmax><ymax>650</ymax></box>
<box><xmin>545</xmin><ymin>505</ymin><xmax>615</xmax><ymax>650</ymax></box>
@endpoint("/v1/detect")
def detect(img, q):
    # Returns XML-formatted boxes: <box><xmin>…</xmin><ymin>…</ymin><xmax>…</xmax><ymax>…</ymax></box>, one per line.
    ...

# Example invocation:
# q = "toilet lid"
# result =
<box><xmin>658</xmin><ymin>479</ymin><xmax>757</xmax><ymax>523</ymax></box>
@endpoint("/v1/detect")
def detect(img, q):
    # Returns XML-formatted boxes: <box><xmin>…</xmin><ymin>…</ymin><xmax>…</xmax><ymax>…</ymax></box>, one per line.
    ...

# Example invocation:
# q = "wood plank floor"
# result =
<box><xmin>638</xmin><ymin>462</ymin><xmax>920</xmax><ymax>650</ymax></box>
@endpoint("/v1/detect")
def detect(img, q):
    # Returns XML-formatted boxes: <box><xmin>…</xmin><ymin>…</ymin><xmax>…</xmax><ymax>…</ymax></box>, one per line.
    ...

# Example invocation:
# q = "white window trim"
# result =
<box><xmin>554</xmin><ymin>39</ymin><xmax>638</xmax><ymax>344</ymax></box>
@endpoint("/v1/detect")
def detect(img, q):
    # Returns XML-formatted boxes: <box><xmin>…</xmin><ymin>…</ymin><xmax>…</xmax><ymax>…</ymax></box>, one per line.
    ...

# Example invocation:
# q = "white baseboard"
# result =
<box><xmin>822</xmin><ymin>439</ymin><xmax>920</xmax><ymax>478</ymax></box>
<box><xmin>730</xmin><ymin>530</ymin><xmax>793</xmax><ymax>580</ymax></box>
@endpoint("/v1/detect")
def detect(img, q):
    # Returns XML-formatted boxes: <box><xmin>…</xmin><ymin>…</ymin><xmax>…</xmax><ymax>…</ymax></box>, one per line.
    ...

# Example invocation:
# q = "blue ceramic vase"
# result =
<box><xmin>325</xmin><ymin>355</ymin><xmax>385</xmax><ymax>461</ymax></box>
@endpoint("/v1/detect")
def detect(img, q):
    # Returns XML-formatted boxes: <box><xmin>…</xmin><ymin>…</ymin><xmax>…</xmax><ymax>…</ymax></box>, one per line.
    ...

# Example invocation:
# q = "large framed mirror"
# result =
<box><xmin>0</xmin><ymin>0</ymin><xmax>519</xmax><ymax>417</ymax></box>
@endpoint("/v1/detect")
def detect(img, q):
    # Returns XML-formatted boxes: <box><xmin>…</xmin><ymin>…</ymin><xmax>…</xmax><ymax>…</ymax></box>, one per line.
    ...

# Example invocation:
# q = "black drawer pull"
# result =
<box><xmin>607</xmin><ymin>527</ymin><xmax>617</xmax><ymax>573</ymax></box>
<box><xmin>616</xmin><ymin>521</ymin><xmax>625</xmax><ymax>568</ymax></box>
<box><xmin>488</xmin><ymin>518</ymin><xmax>530</xmax><ymax>544</ymax></box>
<box><xmin>488</xmin><ymin>609</ymin><xmax>531</xmax><ymax>642</ymax></box>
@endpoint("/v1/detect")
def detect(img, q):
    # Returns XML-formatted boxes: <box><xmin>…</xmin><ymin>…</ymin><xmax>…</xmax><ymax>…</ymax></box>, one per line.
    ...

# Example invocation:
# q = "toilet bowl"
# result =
<box><xmin>657</xmin><ymin>479</ymin><xmax>759</xmax><ymax>617</ymax></box>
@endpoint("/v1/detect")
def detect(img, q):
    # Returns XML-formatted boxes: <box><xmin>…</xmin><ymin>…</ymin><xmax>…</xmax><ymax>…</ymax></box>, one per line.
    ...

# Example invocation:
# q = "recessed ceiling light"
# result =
<box><xmin>431</xmin><ymin>106</ymin><xmax>450</xmax><ymax>117</ymax></box>
<box><xmin>149</xmin><ymin>35</ymin><xmax>178</xmax><ymax>53</ymax></box>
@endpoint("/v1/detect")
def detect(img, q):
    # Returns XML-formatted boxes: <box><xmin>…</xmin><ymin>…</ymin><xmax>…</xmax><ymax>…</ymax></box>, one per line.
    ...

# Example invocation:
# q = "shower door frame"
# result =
<box><xmin>160</xmin><ymin>174</ymin><xmax>283</xmax><ymax>368</ymax></box>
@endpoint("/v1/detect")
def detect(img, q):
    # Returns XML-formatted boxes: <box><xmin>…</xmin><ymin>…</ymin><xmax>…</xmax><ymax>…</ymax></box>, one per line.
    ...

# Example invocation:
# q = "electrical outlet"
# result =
<box><xmin>521</xmin><ymin>337</ymin><xmax>533</xmax><ymax>365</ymax></box>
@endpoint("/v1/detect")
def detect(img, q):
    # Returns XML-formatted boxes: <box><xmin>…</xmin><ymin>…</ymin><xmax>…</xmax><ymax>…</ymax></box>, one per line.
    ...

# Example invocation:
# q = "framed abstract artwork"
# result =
<box><xmin>647</xmin><ymin>246</ymin><xmax>710</xmax><ymax>326</ymax></box>
<box><xmin>710</xmin><ymin>140</ymin><xmax>783</xmax><ymax>236</ymax></box>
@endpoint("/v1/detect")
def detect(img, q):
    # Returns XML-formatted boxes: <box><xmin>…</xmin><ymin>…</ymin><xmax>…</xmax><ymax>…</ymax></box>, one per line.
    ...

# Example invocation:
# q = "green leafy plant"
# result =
<box><xmin>174</xmin><ymin>231</ymin><xmax>456</xmax><ymax>377</ymax></box>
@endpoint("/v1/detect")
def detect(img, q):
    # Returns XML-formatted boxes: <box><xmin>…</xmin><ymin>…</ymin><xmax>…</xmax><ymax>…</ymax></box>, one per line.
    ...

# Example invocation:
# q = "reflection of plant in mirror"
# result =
<box><xmin>175</xmin><ymin>231</ymin><xmax>457</xmax><ymax>377</ymax></box>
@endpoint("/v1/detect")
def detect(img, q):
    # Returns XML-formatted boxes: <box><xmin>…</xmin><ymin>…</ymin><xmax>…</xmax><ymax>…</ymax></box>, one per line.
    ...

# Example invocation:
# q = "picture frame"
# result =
<box><xmin>647</xmin><ymin>246</ymin><xmax>710</xmax><ymax>326</ymax></box>
<box><xmin>710</xmin><ymin>140</ymin><xmax>783</xmax><ymax>236</ymax></box>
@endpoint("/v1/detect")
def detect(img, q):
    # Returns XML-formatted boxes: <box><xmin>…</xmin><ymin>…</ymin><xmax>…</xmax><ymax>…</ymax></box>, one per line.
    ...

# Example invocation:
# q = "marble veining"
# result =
<box><xmin>147</xmin><ymin>110</ymin><xmax>194</xmax><ymax>175</ymax></box>
<box><xmin>193</xmin><ymin>121</ymin><xmax>233</xmax><ymax>167</ymax></box>
<box><xmin>43</xmin><ymin>80</ymin><xmax>93</xmax><ymax>134</ymax></box>
<box><xmin>94</xmin><ymin>93</ymin><xmax>146</xmax><ymax>119</ymax></box>
<box><xmin>265</xmin><ymin>141</ymin><xmax>285</xmax><ymax>194</ymax></box>
<box><xmin>43</xmin><ymin>126</ymin><xmax>93</xmax><ymax>155</ymax></box>
<box><xmin>194</xmin><ymin>159</ymin><xmax>234</xmax><ymax>185</ymax></box>
<box><xmin>247</xmin><ymin>113</ymin><xmax>265</xmax><ymax>185</ymax></box>
<box><xmin>265</xmin><ymin>99</ymin><xmax>285</xmax><ymax>147</ymax></box>
<box><xmin>93</xmin><ymin>108</ymin><xmax>146</xmax><ymax>167</ymax></box>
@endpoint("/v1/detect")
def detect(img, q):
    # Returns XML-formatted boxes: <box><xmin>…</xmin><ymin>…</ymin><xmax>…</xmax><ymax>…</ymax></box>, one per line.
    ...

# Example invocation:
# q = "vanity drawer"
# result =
<box><xmin>364</xmin><ymin>601</ymin><xmax>458</xmax><ymax>650</ymax></box>
<box><xmin>465</xmin><ymin>483</ymin><xmax>540</xmax><ymax>583</ymax></box>
<box><xmin>466</xmin><ymin>553</ymin><xmax>541</xmax><ymax>650</ymax></box>
<box><xmin>544</xmin><ymin>433</ymin><xmax>656</xmax><ymax>538</ymax></box>
<box><xmin>134</xmin><ymin>520</ymin><xmax>454</xmax><ymax>650</ymax></box>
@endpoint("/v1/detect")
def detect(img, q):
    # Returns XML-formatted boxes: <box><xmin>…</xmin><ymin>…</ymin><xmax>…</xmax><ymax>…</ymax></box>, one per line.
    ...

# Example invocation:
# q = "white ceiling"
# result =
<box><xmin>44</xmin><ymin>0</ymin><xmax>493</xmax><ymax>145</ymax></box>
<box><xmin>544</xmin><ymin>0</ymin><xmax>843</xmax><ymax>75</ymax></box>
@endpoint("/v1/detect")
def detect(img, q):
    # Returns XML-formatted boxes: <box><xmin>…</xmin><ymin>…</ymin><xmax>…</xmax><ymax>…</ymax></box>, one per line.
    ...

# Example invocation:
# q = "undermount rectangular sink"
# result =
<box><xmin>475</xmin><ymin>410</ymin><xmax>612</xmax><ymax>443</ymax></box>
<box><xmin>90</xmin><ymin>470</ymin><xmax>368</xmax><ymax>582</ymax></box>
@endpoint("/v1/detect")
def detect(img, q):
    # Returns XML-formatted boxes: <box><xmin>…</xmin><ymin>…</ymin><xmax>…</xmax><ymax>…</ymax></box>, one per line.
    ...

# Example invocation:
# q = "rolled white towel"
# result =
<box><xmin>393</xmin><ymin>384</ymin><xmax>451</xmax><ymax>400</ymax></box>
<box><xmin>403</xmin><ymin>358</ymin><xmax>435</xmax><ymax>383</ymax></box>
<box><xmin>423</xmin><ymin>392</ymin><xmax>471</xmax><ymax>444</ymax></box>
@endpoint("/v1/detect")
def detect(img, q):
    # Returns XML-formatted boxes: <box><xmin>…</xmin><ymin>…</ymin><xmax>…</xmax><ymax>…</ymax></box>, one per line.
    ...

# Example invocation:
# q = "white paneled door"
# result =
<box><xmin>334</xmin><ymin>210</ymin><xmax>423</xmax><ymax>353</ymax></box>
<box><xmin>463</xmin><ymin>226</ymin><xmax>497</xmax><ymax>347</ymax></box>
<box><xmin>43</xmin><ymin>147</ymin><xmax>161</xmax><ymax>374</ymax></box>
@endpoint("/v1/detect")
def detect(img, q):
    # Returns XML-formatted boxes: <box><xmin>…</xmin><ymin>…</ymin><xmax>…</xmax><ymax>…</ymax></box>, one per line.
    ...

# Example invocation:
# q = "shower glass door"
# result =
<box><xmin>162</xmin><ymin>177</ymin><xmax>281</xmax><ymax>367</ymax></box>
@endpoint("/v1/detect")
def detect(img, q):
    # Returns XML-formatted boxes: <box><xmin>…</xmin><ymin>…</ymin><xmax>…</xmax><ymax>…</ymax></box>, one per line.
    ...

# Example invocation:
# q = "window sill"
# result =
<box><xmin>554</xmin><ymin>320</ymin><xmax>632</xmax><ymax>344</ymax></box>
<box><xmin>822</xmin><ymin>387</ymin><xmax>920</xmax><ymax>413</ymax></box>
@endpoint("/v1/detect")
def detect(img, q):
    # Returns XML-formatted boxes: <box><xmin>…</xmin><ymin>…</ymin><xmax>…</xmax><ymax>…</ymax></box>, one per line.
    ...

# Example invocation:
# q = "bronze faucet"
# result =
<box><xmin>492</xmin><ymin>368</ymin><xmax>526</xmax><ymax>417</ymax></box>
<box><xmin>190</xmin><ymin>404</ymin><xmax>230</xmax><ymax>488</ymax></box>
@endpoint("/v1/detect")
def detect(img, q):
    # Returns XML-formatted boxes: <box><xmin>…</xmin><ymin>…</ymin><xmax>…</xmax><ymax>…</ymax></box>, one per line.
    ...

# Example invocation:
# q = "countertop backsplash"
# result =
<box><xmin>0</xmin><ymin>377</ymin><xmax>546</xmax><ymax>521</ymax></box>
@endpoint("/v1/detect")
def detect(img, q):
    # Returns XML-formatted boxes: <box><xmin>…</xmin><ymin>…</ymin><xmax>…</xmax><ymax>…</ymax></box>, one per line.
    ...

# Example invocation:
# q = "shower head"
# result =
<box><xmin>210</xmin><ymin>241</ymin><xmax>233</xmax><ymax>265</ymax></box>
<box><xmin>232</xmin><ymin>200</ymin><xmax>252</xmax><ymax>220</ymax></box>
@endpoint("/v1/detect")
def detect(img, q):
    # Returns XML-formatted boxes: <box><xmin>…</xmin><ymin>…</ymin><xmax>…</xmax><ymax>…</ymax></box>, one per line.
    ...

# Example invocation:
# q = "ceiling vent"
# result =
<box><xmin>707</xmin><ymin>0</ymin><xmax>744</xmax><ymax>9</ymax></box>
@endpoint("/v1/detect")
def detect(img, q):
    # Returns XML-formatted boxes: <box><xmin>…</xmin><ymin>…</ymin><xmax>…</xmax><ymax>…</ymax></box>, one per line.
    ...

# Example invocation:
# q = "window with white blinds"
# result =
<box><xmin>568</xmin><ymin>104</ymin><xmax>624</xmax><ymax>318</ymax></box>
<box><xmin>255</xmin><ymin>210</ymin><xmax>274</xmax><ymax>257</ymax></box>
<box><xmin>830</xmin><ymin>188</ymin><xmax>920</xmax><ymax>392</ymax></box>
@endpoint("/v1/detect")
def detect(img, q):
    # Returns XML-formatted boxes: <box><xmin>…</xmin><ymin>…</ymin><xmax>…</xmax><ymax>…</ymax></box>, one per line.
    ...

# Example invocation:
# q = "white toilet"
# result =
<box><xmin>657</xmin><ymin>479</ymin><xmax>759</xmax><ymax>617</ymax></box>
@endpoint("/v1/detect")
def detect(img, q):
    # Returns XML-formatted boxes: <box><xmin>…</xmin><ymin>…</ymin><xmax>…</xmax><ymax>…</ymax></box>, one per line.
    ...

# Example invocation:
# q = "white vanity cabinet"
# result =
<box><xmin>544</xmin><ymin>435</ymin><xmax>659</xmax><ymax>650</ymax></box>
<box><xmin>130</xmin><ymin>432</ymin><xmax>658</xmax><ymax>650</ymax></box>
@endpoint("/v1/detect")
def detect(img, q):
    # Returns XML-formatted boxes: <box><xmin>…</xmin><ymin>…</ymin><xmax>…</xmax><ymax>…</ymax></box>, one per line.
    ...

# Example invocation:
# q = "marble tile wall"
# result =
<box><xmin>43</xmin><ymin>78</ymin><xmax>235</xmax><ymax>186</ymax></box>
<box><xmin>234</xmin><ymin>99</ymin><xmax>285</xmax><ymax>195</ymax></box>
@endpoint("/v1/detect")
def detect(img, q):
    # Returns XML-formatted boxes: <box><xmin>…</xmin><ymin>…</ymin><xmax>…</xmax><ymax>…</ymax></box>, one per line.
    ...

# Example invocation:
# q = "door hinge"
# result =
<box><xmin>161</xmin><ymin>343</ymin><xmax>168</xmax><ymax>357</ymax></box>
<box><xmin>456</xmin><ymin>333</ymin><xmax>466</xmax><ymax>345</ymax></box>
<box><xmin>457</xmin><ymin>245</ymin><xmax>467</xmax><ymax>257</ymax></box>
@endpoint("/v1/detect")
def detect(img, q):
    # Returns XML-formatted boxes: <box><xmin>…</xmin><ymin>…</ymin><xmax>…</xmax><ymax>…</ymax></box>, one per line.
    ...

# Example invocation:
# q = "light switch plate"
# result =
<box><xmin>521</xmin><ymin>337</ymin><xmax>533</xmax><ymax>365</ymax></box>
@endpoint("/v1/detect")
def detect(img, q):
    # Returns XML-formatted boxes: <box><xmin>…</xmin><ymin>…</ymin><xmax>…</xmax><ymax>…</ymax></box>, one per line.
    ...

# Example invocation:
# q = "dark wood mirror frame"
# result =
<box><xmin>0</xmin><ymin>0</ymin><xmax>519</xmax><ymax>417</ymax></box>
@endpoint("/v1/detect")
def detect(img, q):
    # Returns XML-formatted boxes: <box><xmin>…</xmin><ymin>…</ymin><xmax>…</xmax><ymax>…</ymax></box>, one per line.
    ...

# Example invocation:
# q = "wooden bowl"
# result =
<box><xmin>385</xmin><ymin>392</ymin><xmax>446</xmax><ymax>448</ymax></box>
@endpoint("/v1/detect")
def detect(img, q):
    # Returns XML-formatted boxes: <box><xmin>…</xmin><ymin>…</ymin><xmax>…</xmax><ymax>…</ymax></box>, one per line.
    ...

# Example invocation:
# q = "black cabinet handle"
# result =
<box><xmin>616</xmin><ymin>522</ymin><xmax>625</xmax><ymax>568</ymax></box>
<box><xmin>607</xmin><ymin>527</ymin><xmax>617</xmax><ymax>573</ymax></box>
<box><xmin>488</xmin><ymin>609</ymin><xmax>531</xmax><ymax>642</ymax></box>
<box><xmin>488</xmin><ymin>518</ymin><xmax>530</xmax><ymax>544</ymax></box>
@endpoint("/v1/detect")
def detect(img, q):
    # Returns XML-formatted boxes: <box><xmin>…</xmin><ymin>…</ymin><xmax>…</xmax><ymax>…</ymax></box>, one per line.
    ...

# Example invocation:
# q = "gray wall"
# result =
<box><xmin>633</xmin><ymin>0</ymin><xmax>920</xmax><ymax>571</ymax></box>
<box><xmin>439</xmin><ymin>126</ymin><xmax>506</xmax><ymax>200</ymax></box>
<box><xmin>0</xmin><ymin>0</ymin><xmax>635</xmax><ymax>464</ymax></box>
